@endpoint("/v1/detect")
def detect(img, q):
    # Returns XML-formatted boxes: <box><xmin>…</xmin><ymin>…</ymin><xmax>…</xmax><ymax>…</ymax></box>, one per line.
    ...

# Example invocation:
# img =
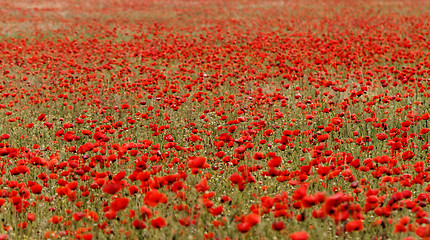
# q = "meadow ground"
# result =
<box><xmin>0</xmin><ymin>0</ymin><xmax>430</xmax><ymax>239</ymax></box>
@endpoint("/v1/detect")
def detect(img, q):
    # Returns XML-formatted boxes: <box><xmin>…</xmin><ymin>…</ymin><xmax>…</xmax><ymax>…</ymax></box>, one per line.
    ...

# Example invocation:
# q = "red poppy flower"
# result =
<box><xmin>179</xmin><ymin>216</ymin><xmax>191</xmax><ymax>226</ymax></box>
<box><xmin>245</xmin><ymin>213</ymin><xmax>260</xmax><ymax>227</ymax></box>
<box><xmin>402</xmin><ymin>151</ymin><xmax>415</xmax><ymax>161</ymax></box>
<box><xmin>164</xmin><ymin>134</ymin><xmax>174</xmax><ymax>142</ymax></box>
<box><xmin>10</xmin><ymin>165</ymin><xmax>29</xmax><ymax>175</ymax></box>
<box><xmin>87</xmin><ymin>211</ymin><xmax>98</xmax><ymax>222</ymax></box>
<box><xmin>324</xmin><ymin>192</ymin><xmax>344</xmax><ymax>214</ymax></box>
<box><xmin>102</xmin><ymin>181</ymin><xmax>122</xmax><ymax>195</ymax></box>
<box><xmin>151</xmin><ymin>217</ymin><xmax>167</xmax><ymax>228</ymax></box>
<box><xmin>228</xmin><ymin>126</ymin><xmax>237</xmax><ymax>133</ymax></box>
<box><xmin>376</xmin><ymin>133</ymin><xmax>387</xmax><ymax>141</ymax></box>
<box><xmin>345</xmin><ymin>220</ymin><xmax>363</xmax><ymax>232</ymax></box>
<box><xmin>366</xmin><ymin>195</ymin><xmax>378</xmax><ymax>204</ymax></box>
<box><xmin>128</xmin><ymin>185</ymin><xmax>139</xmax><ymax>195</ymax></box>
<box><xmin>93</xmin><ymin>132</ymin><xmax>109</xmax><ymax>142</ymax></box>
<box><xmin>317</xmin><ymin>134</ymin><xmax>329</xmax><ymax>142</ymax></box>
<box><xmin>268</xmin><ymin>156</ymin><xmax>282</xmax><ymax>168</ymax></box>
<box><xmin>140</xmin><ymin>206</ymin><xmax>153</xmax><ymax>220</ymax></box>
<box><xmin>263</xmin><ymin>129</ymin><xmax>273</xmax><ymax>137</ymax></box>
<box><xmin>104</xmin><ymin>210</ymin><xmax>117</xmax><ymax>220</ymax></box>
<box><xmin>209</xmin><ymin>206</ymin><xmax>223</xmax><ymax>216</ymax></box>
<box><xmin>389</xmin><ymin>141</ymin><xmax>403</xmax><ymax>151</ymax></box>
<box><xmin>110</xmin><ymin>197</ymin><xmax>129</xmax><ymax>212</ymax></box>
<box><xmin>420</xmin><ymin>128</ymin><xmax>430</xmax><ymax>135</ymax></box>
<box><xmin>132</xmin><ymin>219</ymin><xmax>146</xmax><ymax>229</ymax></box>
<box><xmin>82</xmin><ymin>234</ymin><xmax>93</xmax><ymax>240</ymax></box>
<box><xmin>221</xmin><ymin>195</ymin><xmax>231</xmax><ymax>203</ymax></box>
<box><xmin>144</xmin><ymin>190</ymin><xmax>168</xmax><ymax>207</ymax></box>
<box><xmin>27</xmin><ymin>213</ymin><xmax>36</xmax><ymax>222</ymax></box>
<box><xmin>73</xmin><ymin>212</ymin><xmax>86</xmax><ymax>221</ymax></box>
<box><xmin>30</xmin><ymin>184</ymin><xmax>43</xmax><ymax>194</ymax></box>
<box><xmin>188</xmin><ymin>156</ymin><xmax>207</xmax><ymax>168</ymax></box>
<box><xmin>237</xmin><ymin>222</ymin><xmax>251</xmax><ymax>233</ymax></box>
<box><xmin>331</xmin><ymin>117</ymin><xmax>343</xmax><ymax>125</ymax></box>
<box><xmin>50</xmin><ymin>216</ymin><xmax>63</xmax><ymax>224</ymax></box>
<box><xmin>289</xmin><ymin>231</ymin><xmax>309</xmax><ymax>240</ymax></box>
<box><xmin>44</xmin><ymin>122</ymin><xmax>54</xmax><ymax>129</ymax></box>
<box><xmin>37</xmin><ymin>114</ymin><xmax>46</xmax><ymax>121</ymax></box>
<box><xmin>401</xmin><ymin>121</ymin><xmax>411</xmax><ymax>128</ymax></box>
<box><xmin>195</xmin><ymin>177</ymin><xmax>210</xmax><ymax>192</ymax></box>
<box><xmin>0</xmin><ymin>134</ymin><xmax>10</xmax><ymax>140</ymax></box>
<box><xmin>272</xmin><ymin>221</ymin><xmax>285</xmax><ymax>231</ymax></box>
<box><xmin>292</xmin><ymin>187</ymin><xmax>307</xmax><ymax>201</ymax></box>
<box><xmin>81</xmin><ymin>129</ymin><xmax>92</xmax><ymax>135</ymax></box>
<box><xmin>113</xmin><ymin>171</ymin><xmax>126</xmax><ymax>181</ymax></box>
<box><xmin>317</xmin><ymin>166</ymin><xmax>330</xmax><ymax>176</ymax></box>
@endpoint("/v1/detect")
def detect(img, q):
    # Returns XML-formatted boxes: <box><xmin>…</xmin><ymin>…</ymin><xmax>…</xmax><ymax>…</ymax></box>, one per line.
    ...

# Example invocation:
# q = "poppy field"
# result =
<box><xmin>1</xmin><ymin>0</ymin><xmax>430</xmax><ymax>239</ymax></box>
